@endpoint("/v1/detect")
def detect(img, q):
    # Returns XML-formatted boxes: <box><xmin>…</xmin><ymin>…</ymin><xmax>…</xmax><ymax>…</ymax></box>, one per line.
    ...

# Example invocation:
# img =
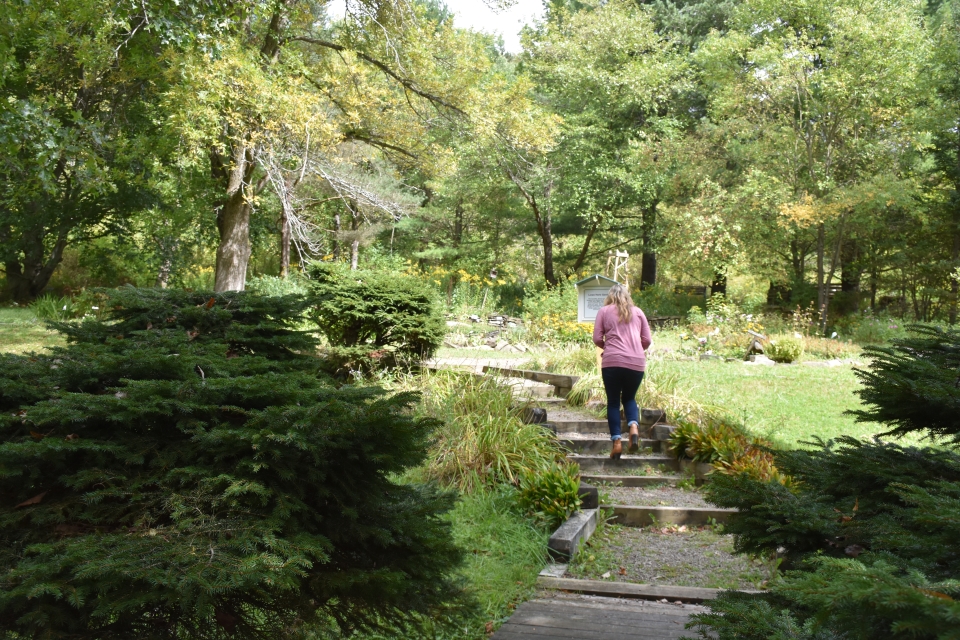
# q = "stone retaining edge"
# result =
<box><xmin>547</xmin><ymin>508</ymin><xmax>598</xmax><ymax>561</ymax></box>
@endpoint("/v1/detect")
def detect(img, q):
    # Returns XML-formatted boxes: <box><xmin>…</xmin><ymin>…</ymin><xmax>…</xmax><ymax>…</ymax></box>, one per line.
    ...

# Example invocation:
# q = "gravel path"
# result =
<box><xmin>602</xmin><ymin>486</ymin><xmax>710</xmax><ymax>508</ymax></box>
<box><xmin>568</xmin><ymin>526</ymin><xmax>771</xmax><ymax>590</ymax></box>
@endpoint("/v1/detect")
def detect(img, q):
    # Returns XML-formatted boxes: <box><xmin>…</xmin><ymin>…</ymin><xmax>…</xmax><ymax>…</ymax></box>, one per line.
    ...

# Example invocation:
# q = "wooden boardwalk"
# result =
<box><xmin>492</xmin><ymin>593</ymin><xmax>704</xmax><ymax>640</ymax></box>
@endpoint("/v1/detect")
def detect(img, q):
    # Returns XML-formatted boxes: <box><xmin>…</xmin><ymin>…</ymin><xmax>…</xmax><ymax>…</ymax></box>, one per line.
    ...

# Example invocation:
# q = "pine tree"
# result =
<box><xmin>685</xmin><ymin>325</ymin><xmax>960</xmax><ymax>640</ymax></box>
<box><xmin>0</xmin><ymin>289</ymin><xmax>466</xmax><ymax>639</ymax></box>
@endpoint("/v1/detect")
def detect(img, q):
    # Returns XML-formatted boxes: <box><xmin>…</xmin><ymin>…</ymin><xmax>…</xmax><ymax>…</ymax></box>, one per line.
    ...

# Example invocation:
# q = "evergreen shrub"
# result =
<box><xmin>307</xmin><ymin>263</ymin><xmax>445</xmax><ymax>372</ymax></box>
<box><xmin>0</xmin><ymin>288</ymin><xmax>466</xmax><ymax>639</ymax></box>
<box><xmin>684</xmin><ymin>325</ymin><xmax>960</xmax><ymax>640</ymax></box>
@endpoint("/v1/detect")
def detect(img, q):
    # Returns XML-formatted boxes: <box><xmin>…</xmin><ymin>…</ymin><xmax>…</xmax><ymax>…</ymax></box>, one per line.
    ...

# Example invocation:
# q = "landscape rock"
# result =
<box><xmin>745</xmin><ymin>354</ymin><xmax>775</xmax><ymax>365</ymax></box>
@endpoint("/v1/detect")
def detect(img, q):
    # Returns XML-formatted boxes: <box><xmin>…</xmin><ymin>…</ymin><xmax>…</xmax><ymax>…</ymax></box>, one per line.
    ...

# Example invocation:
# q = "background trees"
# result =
<box><xmin>1</xmin><ymin>0</ymin><xmax>958</xmax><ymax>327</ymax></box>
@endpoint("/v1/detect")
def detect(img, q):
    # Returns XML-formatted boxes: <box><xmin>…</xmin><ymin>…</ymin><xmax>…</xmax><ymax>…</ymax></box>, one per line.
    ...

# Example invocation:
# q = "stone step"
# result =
<box><xmin>568</xmin><ymin>454</ymin><xmax>680</xmax><ymax>473</ymax></box>
<box><xmin>605</xmin><ymin>505</ymin><xmax>736</xmax><ymax>527</ymax></box>
<box><xmin>559</xmin><ymin>438</ymin><xmax>661</xmax><ymax>455</ymax></box>
<box><xmin>581</xmin><ymin>474</ymin><xmax>679</xmax><ymax>487</ymax></box>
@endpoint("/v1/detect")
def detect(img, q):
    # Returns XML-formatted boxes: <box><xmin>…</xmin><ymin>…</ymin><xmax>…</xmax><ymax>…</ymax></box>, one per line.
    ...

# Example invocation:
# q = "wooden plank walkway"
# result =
<box><xmin>492</xmin><ymin>593</ymin><xmax>704</xmax><ymax>640</ymax></box>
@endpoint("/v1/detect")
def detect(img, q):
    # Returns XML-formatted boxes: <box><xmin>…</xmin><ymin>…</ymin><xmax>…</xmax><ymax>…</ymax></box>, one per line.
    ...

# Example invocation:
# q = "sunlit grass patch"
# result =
<box><xmin>0</xmin><ymin>307</ymin><xmax>62</xmax><ymax>355</ymax></box>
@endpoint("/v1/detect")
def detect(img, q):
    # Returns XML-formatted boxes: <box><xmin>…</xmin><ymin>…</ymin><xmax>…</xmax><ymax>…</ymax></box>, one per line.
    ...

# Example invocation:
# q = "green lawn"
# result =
<box><xmin>648</xmin><ymin>358</ymin><xmax>911</xmax><ymax>447</ymax></box>
<box><xmin>0</xmin><ymin>307</ymin><xmax>62</xmax><ymax>355</ymax></box>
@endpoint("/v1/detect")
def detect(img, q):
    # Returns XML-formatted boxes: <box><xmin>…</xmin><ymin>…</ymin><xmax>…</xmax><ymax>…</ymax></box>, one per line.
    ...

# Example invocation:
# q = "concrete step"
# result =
<box><xmin>581</xmin><ymin>474</ymin><xmax>679</xmax><ymax>487</ymax></box>
<box><xmin>560</xmin><ymin>438</ymin><xmax>661</xmax><ymax>455</ymax></box>
<box><xmin>568</xmin><ymin>454</ymin><xmax>680</xmax><ymax>473</ymax></box>
<box><xmin>605</xmin><ymin>505</ymin><xmax>736</xmax><ymax>527</ymax></box>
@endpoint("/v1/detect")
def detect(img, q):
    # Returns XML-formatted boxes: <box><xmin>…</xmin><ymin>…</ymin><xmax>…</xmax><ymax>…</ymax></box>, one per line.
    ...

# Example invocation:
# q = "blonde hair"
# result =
<box><xmin>604</xmin><ymin>284</ymin><xmax>634</xmax><ymax>323</ymax></box>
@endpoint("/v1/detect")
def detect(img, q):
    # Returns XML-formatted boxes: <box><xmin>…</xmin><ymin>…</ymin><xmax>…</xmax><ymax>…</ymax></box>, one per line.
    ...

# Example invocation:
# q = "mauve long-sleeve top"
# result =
<box><xmin>592</xmin><ymin>305</ymin><xmax>653</xmax><ymax>371</ymax></box>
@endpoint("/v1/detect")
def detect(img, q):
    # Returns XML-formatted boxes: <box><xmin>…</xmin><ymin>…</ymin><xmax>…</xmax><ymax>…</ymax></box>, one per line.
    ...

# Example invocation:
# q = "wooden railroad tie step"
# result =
<box><xmin>536</xmin><ymin>576</ymin><xmax>752</xmax><ymax>604</ymax></box>
<box><xmin>559</xmin><ymin>437</ymin><xmax>661</xmax><ymax>455</ymax></box>
<box><xmin>605</xmin><ymin>505</ymin><xmax>736</xmax><ymax>527</ymax></box>
<box><xmin>482</xmin><ymin>366</ymin><xmax>579</xmax><ymax>398</ymax></box>
<box><xmin>568</xmin><ymin>455</ymin><xmax>680</xmax><ymax>473</ymax></box>
<box><xmin>580</xmin><ymin>474</ymin><xmax>680</xmax><ymax>488</ymax></box>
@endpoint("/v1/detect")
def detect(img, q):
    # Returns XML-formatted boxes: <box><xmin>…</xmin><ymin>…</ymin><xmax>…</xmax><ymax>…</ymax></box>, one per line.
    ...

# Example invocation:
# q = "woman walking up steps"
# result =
<box><xmin>592</xmin><ymin>284</ymin><xmax>652</xmax><ymax>459</ymax></box>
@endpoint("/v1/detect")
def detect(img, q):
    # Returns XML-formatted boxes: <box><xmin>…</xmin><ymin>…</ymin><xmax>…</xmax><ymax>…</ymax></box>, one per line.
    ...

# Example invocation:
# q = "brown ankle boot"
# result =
<box><xmin>628</xmin><ymin>422</ymin><xmax>640</xmax><ymax>453</ymax></box>
<box><xmin>610</xmin><ymin>439</ymin><xmax>623</xmax><ymax>459</ymax></box>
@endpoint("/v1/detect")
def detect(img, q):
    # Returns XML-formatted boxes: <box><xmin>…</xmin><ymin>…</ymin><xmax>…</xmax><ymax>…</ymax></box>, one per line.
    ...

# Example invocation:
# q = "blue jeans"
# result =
<box><xmin>601</xmin><ymin>367</ymin><xmax>645</xmax><ymax>441</ymax></box>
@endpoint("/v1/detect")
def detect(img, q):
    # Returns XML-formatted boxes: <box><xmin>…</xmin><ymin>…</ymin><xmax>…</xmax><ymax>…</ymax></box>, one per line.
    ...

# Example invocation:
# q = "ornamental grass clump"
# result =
<box><xmin>0</xmin><ymin>288</ymin><xmax>467</xmax><ymax>639</ymax></box>
<box><xmin>417</xmin><ymin>371</ymin><xmax>568</xmax><ymax>492</ymax></box>
<box><xmin>685</xmin><ymin>325</ymin><xmax>960</xmax><ymax>640</ymax></box>
<box><xmin>765</xmin><ymin>334</ymin><xmax>804</xmax><ymax>363</ymax></box>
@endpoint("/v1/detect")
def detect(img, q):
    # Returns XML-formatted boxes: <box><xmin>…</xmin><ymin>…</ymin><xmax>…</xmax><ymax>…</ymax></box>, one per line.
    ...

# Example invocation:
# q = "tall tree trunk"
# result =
<box><xmin>816</xmin><ymin>223</ymin><xmax>826</xmax><ymax>330</ymax></box>
<box><xmin>839</xmin><ymin>237</ymin><xmax>861</xmax><ymax>314</ymax></box>
<box><xmin>572</xmin><ymin>217</ymin><xmax>600</xmax><ymax>273</ymax></box>
<box><xmin>279</xmin><ymin>206</ymin><xmax>291</xmax><ymax>278</ymax></box>
<box><xmin>710</xmin><ymin>268</ymin><xmax>727</xmax><ymax>297</ymax></box>
<box><xmin>790</xmin><ymin>235</ymin><xmax>805</xmax><ymax>284</ymax></box>
<box><xmin>506</xmin><ymin>171</ymin><xmax>558</xmax><ymax>287</ymax></box>
<box><xmin>818</xmin><ymin>215</ymin><xmax>847</xmax><ymax>335</ymax></box>
<box><xmin>951</xmin><ymin>208</ymin><xmax>959</xmax><ymax>325</ymax></box>
<box><xmin>211</xmin><ymin>4</ymin><xmax>287</xmax><ymax>291</ymax></box>
<box><xmin>155</xmin><ymin>255</ymin><xmax>173</xmax><ymax>289</ymax></box>
<box><xmin>640</xmin><ymin>203</ymin><xmax>658</xmax><ymax>290</ymax></box>
<box><xmin>1</xmin><ymin>221</ymin><xmax>68</xmax><ymax>302</ymax></box>
<box><xmin>448</xmin><ymin>202</ymin><xmax>464</xmax><ymax>306</ymax></box>
<box><xmin>349</xmin><ymin>210</ymin><xmax>360</xmax><ymax>271</ymax></box>
<box><xmin>214</xmin><ymin>185</ymin><xmax>253</xmax><ymax>292</ymax></box>
<box><xmin>332</xmin><ymin>211</ymin><xmax>341</xmax><ymax>261</ymax></box>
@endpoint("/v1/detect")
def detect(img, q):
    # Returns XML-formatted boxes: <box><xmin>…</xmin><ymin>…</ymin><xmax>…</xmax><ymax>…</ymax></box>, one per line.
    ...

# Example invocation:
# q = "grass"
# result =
<box><xmin>0</xmin><ymin>307</ymin><xmax>63</xmax><ymax>355</ymax></box>
<box><xmin>445</xmin><ymin>488</ymin><xmax>550</xmax><ymax>638</ymax></box>
<box><xmin>649</xmin><ymin>359</ymin><xmax>881</xmax><ymax>447</ymax></box>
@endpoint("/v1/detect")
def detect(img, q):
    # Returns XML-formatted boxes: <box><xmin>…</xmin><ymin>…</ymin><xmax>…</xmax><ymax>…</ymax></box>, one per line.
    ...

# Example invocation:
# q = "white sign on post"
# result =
<box><xmin>575</xmin><ymin>274</ymin><xmax>619</xmax><ymax>323</ymax></box>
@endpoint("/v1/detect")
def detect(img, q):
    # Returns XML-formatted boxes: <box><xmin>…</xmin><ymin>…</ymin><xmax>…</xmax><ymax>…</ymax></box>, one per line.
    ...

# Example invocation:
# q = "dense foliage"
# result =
<box><xmin>0</xmin><ymin>289</ymin><xmax>465</xmax><ymax>639</ymax></box>
<box><xmin>308</xmin><ymin>263</ymin><xmax>446</xmax><ymax>371</ymax></box>
<box><xmin>684</xmin><ymin>326</ymin><xmax>960</xmax><ymax>639</ymax></box>
<box><xmin>2</xmin><ymin>0</ymin><xmax>957</xmax><ymax>330</ymax></box>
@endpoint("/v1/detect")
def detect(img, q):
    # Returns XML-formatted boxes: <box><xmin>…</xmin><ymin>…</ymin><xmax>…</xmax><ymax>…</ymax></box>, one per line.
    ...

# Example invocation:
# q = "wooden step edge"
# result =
<box><xmin>605</xmin><ymin>505</ymin><xmax>737</xmax><ymax>527</ymax></box>
<box><xmin>537</xmin><ymin>576</ymin><xmax>758</xmax><ymax>603</ymax></box>
<box><xmin>580</xmin><ymin>474</ymin><xmax>679</xmax><ymax>487</ymax></box>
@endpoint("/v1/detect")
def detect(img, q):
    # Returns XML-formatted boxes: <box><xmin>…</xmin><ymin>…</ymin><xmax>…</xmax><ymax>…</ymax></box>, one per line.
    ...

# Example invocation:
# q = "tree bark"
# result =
<box><xmin>816</xmin><ymin>223</ymin><xmax>826</xmax><ymax>329</ymax></box>
<box><xmin>214</xmin><ymin>185</ymin><xmax>253</xmax><ymax>292</ymax></box>
<box><xmin>572</xmin><ymin>217</ymin><xmax>600</xmax><ymax>273</ymax></box>
<box><xmin>839</xmin><ymin>237</ymin><xmax>861</xmax><ymax>314</ymax></box>
<box><xmin>950</xmin><ymin>220</ymin><xmax>959</xmax><ymax>324</ymax></box>
<box><xmin>506</xmin><ymin>171</ymin><xmax>558</xmax><ymax>287</ymax></box>
<box><xmin>640</xmin><ymin>203</ymin><xmax>658</xmax><ymax>290</ymax></box>
<box><xmin>279</xmin><ymin>205</ymin><xmax>291</xmax><ymax>278</ymax></box>
<box><xmin>1</xmin><ymin>221</ymin><xmax>68</xmax><ymax>302</ymax></box>
<box><xmin>349</xmin><ymin>209</ymin><xmax>360</xmax><ymax>271</ymax></box>
<box><xmin>818</xmin><ymin>215</ymin><xmax>847</xmax><ymax>335</ymax></box>
<box><xmin>332</xmin><ymin>211</ymin><xmax>341</xmax><ymax>261</ymax></box>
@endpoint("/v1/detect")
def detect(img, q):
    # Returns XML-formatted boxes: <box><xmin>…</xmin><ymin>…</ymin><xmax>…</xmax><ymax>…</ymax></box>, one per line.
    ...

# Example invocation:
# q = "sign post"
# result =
<box><xmin>575</xmin><ymin>274</ymin><xmax>618</xmax><ymax>323</ymax></box>
<box><xmin>576</xmin><ymin>274</ymin><xmax>619</xmax><ymax>373</ymax></box>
